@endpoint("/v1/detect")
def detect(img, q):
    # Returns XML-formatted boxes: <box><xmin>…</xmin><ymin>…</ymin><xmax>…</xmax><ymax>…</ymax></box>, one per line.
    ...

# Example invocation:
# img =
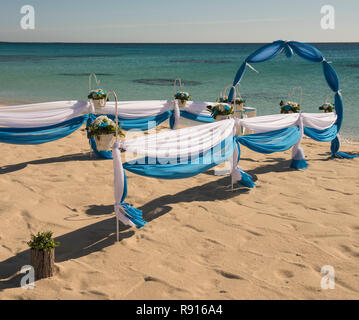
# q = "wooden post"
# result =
<box><xmin>30</xmin><ymin>249</ymin><xmax>55</xmax><ymax>280</ymax></box>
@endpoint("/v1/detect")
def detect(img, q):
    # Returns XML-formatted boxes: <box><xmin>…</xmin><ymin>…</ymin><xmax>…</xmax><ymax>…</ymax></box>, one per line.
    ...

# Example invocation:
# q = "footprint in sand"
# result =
<box><xmin>184</xmin><ymin>224</ymin><xmax>204</xmax><ymax>233</ymax></box>
<box><xmin>215</xmin><ymin>269</ymin><xmax>244</xmax><ymax>280</ymax></box>
<box><xmin>340</xmin><ymin>245</ymin><xmax>359</xmax><ymax>258</ymax></box>
<box><xmin>278</xmin><ymin>269</ymin><xmax>295</xmax><ymax>278</ymax></box>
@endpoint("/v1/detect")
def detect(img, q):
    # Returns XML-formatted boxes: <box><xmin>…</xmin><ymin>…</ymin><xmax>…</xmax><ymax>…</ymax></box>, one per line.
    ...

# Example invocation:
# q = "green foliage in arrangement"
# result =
<box><xmin>27</xmin><ymin>231</ymin><xmax>59</xmax><ymax>251</ymax></box>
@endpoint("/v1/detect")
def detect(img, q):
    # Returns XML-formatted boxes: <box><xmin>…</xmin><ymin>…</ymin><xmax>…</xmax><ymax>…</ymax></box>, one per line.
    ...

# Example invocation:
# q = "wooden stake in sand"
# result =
<box><xmin>27</xmin><ymin>231</ymin><xmax>59</xmax><ymax>280</ymax></box>
<box><xmin>30</xmin><ymin>248</ymin><xmax>55</xmax><ymax>280</ymax></box>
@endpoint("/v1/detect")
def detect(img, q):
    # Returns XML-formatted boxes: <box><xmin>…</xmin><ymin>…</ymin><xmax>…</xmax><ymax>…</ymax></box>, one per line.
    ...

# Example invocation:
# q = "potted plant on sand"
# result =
<box><xmin>27</xmin><ymin>231</ymin><xmax>59</xmax><ymax>280</ymax></box>
<box><xmin>87</xmin><ymin>115</ymin><xmax>125</xmax><ymax>151</ymax></box>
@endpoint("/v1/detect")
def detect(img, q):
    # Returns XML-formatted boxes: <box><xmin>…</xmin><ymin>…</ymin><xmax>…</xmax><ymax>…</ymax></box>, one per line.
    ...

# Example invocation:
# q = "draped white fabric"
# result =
<box><xmin>238</xmin><ymin>112</ymin><xmax>337</xmax><ymax>133</ymax></box>
<box><xmin>112</xmin><ymin>141</ymin><xmax>135</xmax><ymax>230</ymax></box>
<box><xmin>96</xmin><ymin>100</ymin><xmax>173</xmax><ymax>118</ymax></box>
<box><xmin>120</xmin><ymin>119</ymin><xmax>235</xmax><ymax>159</ymax></box>
<box><xmin>301</xmin><ymin>112</ymin><xmax>337</xmax><ymax>130</ymax></box>
<box><xmin>0</xmin><ymin>101</ymin><xmax>88</xmax><ymax>128</ymax></box>
<box><xmin>181</xmin><ymin>101</ymin><xmax>213</xmax><ymax>116</ymax></box>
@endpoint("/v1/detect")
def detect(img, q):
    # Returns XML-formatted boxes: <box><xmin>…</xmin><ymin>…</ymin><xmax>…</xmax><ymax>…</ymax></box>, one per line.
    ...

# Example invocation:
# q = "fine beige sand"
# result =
<box><xmin>0</xmin><ymin>122</ymin><xmax>359</xmax><ymax>300</ymax></box>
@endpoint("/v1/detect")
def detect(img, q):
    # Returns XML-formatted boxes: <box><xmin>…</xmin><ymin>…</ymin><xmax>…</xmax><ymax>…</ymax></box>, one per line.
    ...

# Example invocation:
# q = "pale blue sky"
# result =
<box><xmin>0</xmin><ymin>0</ymin><xmax>358</xmax><ymax>42</ymax></box>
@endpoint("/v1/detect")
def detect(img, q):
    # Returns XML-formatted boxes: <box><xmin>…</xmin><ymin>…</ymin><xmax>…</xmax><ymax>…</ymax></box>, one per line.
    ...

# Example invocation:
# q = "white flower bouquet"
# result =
<box><xmin>87</xmin><ymin>116</ymin><xmax>124</xmax><ymax>151</ymax></box>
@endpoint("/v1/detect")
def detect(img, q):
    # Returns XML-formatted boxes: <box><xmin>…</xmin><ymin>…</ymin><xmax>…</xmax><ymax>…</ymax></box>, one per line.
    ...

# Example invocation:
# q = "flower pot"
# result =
<box><xmin>215</xmin><ymin>115</ymin><xmax>231</xmax><ymax>122</ymax></box>
<box><xmin>30</xmin><ymin>248</ymin><xmax>55</xmax><ymax>280</ymax></box>
<box><xmin>94</xmin><ymin>134</ymin><xmax>114</xmax><ymax>151</ymax></box>
<box><xmin>178</xmin><ymin>100</ymin><xmax>187</xmax><ymax>108</ymax></box>
<box><xmin>92</xmin><ymin>98</ymin><xmax>106</xmax><ymax>110</ymax></box>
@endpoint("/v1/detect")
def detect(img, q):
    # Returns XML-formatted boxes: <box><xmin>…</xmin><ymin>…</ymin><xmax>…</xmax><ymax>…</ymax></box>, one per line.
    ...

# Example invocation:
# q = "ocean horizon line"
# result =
<box><xmin>1</xmin><ymin>41</ymin><xmax>359</xmax><ymax>45</ymax></box>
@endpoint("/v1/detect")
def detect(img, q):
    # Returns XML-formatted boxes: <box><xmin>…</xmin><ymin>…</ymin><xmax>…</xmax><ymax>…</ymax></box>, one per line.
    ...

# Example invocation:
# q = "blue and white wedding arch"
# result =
<box><xmin>227</xmin><ymin>40</ymin><xmax>357</xmax><ymax>160</ymax></box>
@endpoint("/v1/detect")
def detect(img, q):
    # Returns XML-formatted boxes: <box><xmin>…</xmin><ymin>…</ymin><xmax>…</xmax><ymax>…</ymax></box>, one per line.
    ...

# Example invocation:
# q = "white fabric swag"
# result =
<box><xmin>120</xmin><ymin>119</ymin><xmax>235</xmax><ymax>159</ymax></box>
<box><xmin>0</xmin><ymin>101</ymin><xmax>88</xmax><ymax>128</ymax></box>
<box><xmin>238</xmin><ymin>112</ymin><xmax>337</xmax><ymax>133</ymax></box>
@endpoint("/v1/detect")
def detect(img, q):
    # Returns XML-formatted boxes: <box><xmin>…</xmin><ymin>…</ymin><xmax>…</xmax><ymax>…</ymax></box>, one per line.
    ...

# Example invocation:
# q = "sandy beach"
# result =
<box><xmin>0</xmin><ymin>119</ymin><xmax>358</xmax><ymax>300</ymax></box>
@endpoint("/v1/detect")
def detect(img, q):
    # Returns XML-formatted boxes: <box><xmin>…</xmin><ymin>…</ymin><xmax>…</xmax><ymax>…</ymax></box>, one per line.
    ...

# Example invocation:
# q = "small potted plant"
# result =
<box><xmin>174</xmin><ymin>91</ymin><xmax>191</xmax><ymax>107</ymax></box>
<box><xmin>280</xmin><ymin>100</ymin><xmax>301</xmax><ymax>114</ymax></box>
<box><xmin>319</xmin><ymin>103</ymin><xmax>334</xmax><ymax>113</ymax></box>
<box><xmin>207</xmin><ymin>103</ymin><xmax>234</xmax><ymax>121</ymax></box>
<box><xmin>27</xmin><ymin>231</ymin><xmax>59</xmax><ymax>280</ymax></box>
<box><xmin>87</xmin><ymin>115</ymin><xmax>125</xmax><ymax>151</ymax></box>
<box><xmin>88</xmin><ymin>89</ymin><xmax>108</xmax><ymax>109</ymax></box>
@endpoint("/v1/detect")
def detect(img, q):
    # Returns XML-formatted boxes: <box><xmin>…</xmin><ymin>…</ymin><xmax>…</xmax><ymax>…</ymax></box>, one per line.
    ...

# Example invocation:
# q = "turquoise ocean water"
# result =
<box><xmin>0</xmin><ymin>43</ymin><xmax>358</xmax><ymax>137</ymax></box>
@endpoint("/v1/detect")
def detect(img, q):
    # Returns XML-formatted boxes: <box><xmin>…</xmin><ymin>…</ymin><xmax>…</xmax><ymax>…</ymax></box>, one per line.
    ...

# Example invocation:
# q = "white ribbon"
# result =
<box><xmin>246</xmin><ymin>62</ymin><xmax>259</xmax><ymax>73</ymax></box>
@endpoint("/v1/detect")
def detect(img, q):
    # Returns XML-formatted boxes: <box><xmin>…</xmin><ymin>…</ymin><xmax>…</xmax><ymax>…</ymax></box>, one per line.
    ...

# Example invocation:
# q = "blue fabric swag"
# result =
<box><xmin>180</xmin><ymin>110</ymin><xmax>215</xmax><ymax>124</ymax></box>
<box><xmin>236</xmin><ymin>127</ymin><xmax>301</xmax><ymax>154</ymax></box>
<box><xmin>0</xmin><ymin>114</ymin><xmax>88</xmax><ymax>145</ymax></box>
<box><xmin>123</xmin><ymin>136</ymin><xmax>235</xmax><ymax>179</ymax></box>
<box><xmin>120</xmin><ymin>172</ymin><xmax>146</xmax><ymax>228</ymax></box>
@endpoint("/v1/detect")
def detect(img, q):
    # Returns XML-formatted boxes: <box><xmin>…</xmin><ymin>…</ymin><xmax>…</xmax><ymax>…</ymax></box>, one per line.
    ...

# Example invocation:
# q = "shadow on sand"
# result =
<box><xmin>0</xmin><ymin>152</ymin><xmax>106</xmax><ymax>175</ymax></box>
<box><xmin>0</xmin><ymin>156</ymin><xmax>299</xmax><ymax>290</ymax></box>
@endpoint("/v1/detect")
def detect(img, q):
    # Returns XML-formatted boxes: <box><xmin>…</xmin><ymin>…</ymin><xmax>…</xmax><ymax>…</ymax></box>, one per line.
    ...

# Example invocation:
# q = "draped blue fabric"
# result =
<box><xmin>0</xmin><ymin>115</ymin><xmax>88</xmax><ymax>145</ymax></box>
<box><xmin>228</xmin><ymin>62</ymin><xmax>247</xmax><ymax>101</ymax></box>
<box><xmin>123</xmin><ymin>136</ymin><xmax>234</xmax><ymax>179</ymax></box>
<box><xmin>120</xmin><ymin>172</ymin><xmax>146</xmax><ymax>228</ymax></box>
<box><xmin>322</xmin><ymin>61</ymin><xmax>339</xmax><ymax>92</ymax></box>
<box><xmin>290</xmin><ymin>159</ymin><xmax>308</xmax><ymax>170</ymax></box>
<box><xmin>330</xmin><ymin>136</ymin><xmax>358</xmax><ymax>159</ymax></box>
<box><xmin>89</xmin><ymin>136</ymin><xmax>113</xmax><ymax>159</ymax></box>
<box><xmin>180</xmin><ymin>110</ymin><xmax>214</xmax><ymax>123</ymax></box>
<box><xmin>107</xmin><ymin>111</ymin><xmax>172</xmax><ymax>131</ymax></box>
<box><xmin>334</xmin><ymin>92</ymin><xmax>343</xmax><ymax>131</ymax></box>
<box><xmin>236</xmin><ymin>127</ymin><xmax>301</xmax><ymax>154</ymax></box>
<box><xmin>304</xmin><ymin>124</ymin><xmax>338</xmax><ymax>142</ymax></box>
<box><xmin>234</xmin><ymin>140</ymin><xmax>256</xmax><ymax>188</ymax></box>
<box><xmin>169</xmin><ymin>111</ymin><xmax>176</xmax><ymax>129</ymax></box>
<box><xmin>287</xmin><ymin>41</ymin><xmax>324</xmax><ymax>62</ymax></box>
<box><xmin>246</xmin><ymin>40</ymin><xmax>284</xmax><ymax>63</ymax></box>
<box><xmin>228</xmin><ymin>40</ymin><xmax>356</xmax><ymax>159</ymax></box>
<box><xmin>283</xmin><ymin>43</ymin><xmax>294</xmax><ymax>58</ymax></box>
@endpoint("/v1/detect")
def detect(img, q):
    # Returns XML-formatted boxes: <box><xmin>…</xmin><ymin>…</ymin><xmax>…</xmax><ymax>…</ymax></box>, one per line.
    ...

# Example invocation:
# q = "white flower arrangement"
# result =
<box><xmin>86</xmin><ymin>116</ymin><xmax>124</xmax><ymax>139</ymax></box>
<box><xmin>207</xmin><ymin>103</ymin><xmax>234</xmax><ymax>119</ymax></box>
